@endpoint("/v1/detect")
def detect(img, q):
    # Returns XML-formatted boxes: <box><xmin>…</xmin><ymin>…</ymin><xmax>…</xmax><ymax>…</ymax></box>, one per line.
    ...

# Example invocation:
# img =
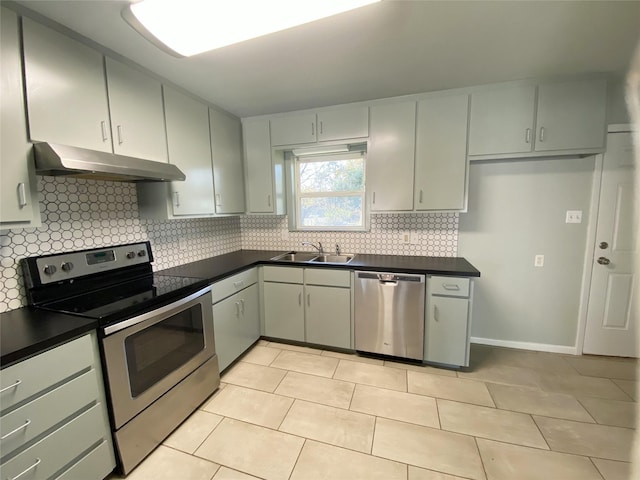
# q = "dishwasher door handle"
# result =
<box><xmin>379</xmin><ymin>280</ymin><xmax>398</xmax><ymax>286</ymax></box>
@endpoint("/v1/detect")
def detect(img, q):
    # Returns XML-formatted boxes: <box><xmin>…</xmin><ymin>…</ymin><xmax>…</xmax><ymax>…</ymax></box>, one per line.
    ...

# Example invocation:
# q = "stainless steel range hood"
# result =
<box><xmin>32</xmin><ymin>142</ymin><xmax>186</xmax><ymax>182</ymax></box>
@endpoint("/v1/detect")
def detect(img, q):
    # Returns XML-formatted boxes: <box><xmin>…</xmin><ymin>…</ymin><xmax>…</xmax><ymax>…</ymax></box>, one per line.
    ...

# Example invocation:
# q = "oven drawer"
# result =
<box><xmin>54</xmin><ymin>439</ymin><xmax>114</xmax><ymax>480</ymax></box>
<box><xmin>211</xmin><ymin>267</ymin><xmax>258</xmax><ymax>304</ymax></box>
<box><xmin>0</xmin><ymin>335</ymin><xmax>93</xmax><ymax>413</ymax></box>
<box><xmin>0</xmin><ymin>403</ymin><xmax>108</xmax><ymax>480</ymax></box>
<box><xmin>0</xmin><ymin>369</ymin><xmax>100</xmax><ymax>458</ymax></box>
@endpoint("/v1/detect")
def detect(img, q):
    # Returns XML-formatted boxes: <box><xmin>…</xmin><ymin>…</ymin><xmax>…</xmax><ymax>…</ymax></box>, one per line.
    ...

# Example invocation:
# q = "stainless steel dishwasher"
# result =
<box><xmin>354</xmin><ymin>271</ymin><xmax>425</xmax><ymax>360</ymax></box>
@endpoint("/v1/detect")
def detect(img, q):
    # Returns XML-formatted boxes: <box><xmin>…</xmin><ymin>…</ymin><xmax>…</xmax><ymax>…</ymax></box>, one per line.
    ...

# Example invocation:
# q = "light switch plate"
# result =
<box><xmin>565</xmin><ymin>210</ymin><xmax>582</xmax><ymax>223</ymax></box>
<box><xmin>534</xmin><ymin>254</ymin><xmax>544</xmax><ymax>267</ymax></box>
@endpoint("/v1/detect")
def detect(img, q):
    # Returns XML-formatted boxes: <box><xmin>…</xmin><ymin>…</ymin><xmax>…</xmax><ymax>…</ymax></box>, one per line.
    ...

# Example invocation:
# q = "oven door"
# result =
<box><xmin>102</xmin><ymin>286</ymin><xmax>216</xmax><ymax>429</ymax></box>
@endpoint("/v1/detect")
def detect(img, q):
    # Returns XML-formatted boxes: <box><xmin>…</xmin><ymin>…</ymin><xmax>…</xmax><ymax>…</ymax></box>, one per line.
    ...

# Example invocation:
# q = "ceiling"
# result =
<box><xmin>10</xmin><ymin>0</ymin><xmax>640</xmax><ymax>118</ymax></box>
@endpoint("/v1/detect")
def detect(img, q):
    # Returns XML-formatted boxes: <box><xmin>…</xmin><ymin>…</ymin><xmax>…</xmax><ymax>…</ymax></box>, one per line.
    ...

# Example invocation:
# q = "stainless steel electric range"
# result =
<box><xmin>21</xmin><ymin>242</ymin><xmax>220</xmax><ymax>475</ymax></box>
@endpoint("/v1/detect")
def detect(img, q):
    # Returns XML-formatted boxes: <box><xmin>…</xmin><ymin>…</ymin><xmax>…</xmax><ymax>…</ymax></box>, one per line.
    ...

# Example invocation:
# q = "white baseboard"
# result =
<box><xmin>470</xmin><ymin>336</ymin><xmax>578</xmax><ymax>355</ymax></box>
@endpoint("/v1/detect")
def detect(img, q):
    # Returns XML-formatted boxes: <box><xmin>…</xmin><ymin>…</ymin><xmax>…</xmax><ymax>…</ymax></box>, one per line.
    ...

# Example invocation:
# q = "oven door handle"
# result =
<box><xmin>103</xmin><ymin>285</ymin><xmax>211</xmax><ymax>336</ymax></box>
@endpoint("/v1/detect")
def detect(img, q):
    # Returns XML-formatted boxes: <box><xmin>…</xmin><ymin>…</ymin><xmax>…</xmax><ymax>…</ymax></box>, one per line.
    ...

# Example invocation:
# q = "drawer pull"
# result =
<box><xmin>235</xmin><ymin>302</ymin><xmax>240</xmax><ymax>317</ymax></box>
<box><xmin>17</xmin><ymin>183</ymin><xmax>27</xmax><ymax>208</ymax></box>
<box><xmin>233</xmin><ymin>281</ymin><xmax>244</xmax><ymax>289</ymax></box>
<box><xmin>1</xmin><ymin>419</ymin><xmax>31</xmax><ymax>440</ymax></box>
<box><xmin>442</xmin><ymin>284</ymin><xmax>460</xmax><ymax>291</ymax></box>
<box><xmin>0</xmin><ymin>379</ymin><xmax>22</xmax><ymax>393</ymax></box>
<box><xmin>8</xmin><ymin>458</ymin><xmax>41</xmax><ymax>480</ymax></box>
<box><xmin>240</xmin><ymin>299</ymin><xmax>245</xmax><ymax>314</ymax></box>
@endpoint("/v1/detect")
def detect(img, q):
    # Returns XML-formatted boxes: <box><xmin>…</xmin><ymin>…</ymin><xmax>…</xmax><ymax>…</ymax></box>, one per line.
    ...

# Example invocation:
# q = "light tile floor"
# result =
<box><xmin>113</xmin><ymin>342</ymin><xmax>638</xmax><ymax>480</ymax></box>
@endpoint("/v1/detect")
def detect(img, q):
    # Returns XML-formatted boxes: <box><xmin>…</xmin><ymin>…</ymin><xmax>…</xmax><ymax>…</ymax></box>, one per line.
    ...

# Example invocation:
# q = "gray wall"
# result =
<box><xmin>458</xmin><ymin>156</ymin><xmax>595</xmax><ymax>348</ymax></box>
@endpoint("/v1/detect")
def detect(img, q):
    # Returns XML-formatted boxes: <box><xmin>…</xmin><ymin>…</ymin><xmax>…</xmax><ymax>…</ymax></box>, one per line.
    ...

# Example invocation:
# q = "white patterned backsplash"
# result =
<box><xmin>240</xmin><ymin>213</ymin><xmax>458</xmax><ymax>256</ymax></box>
<box><xmin>0</xmin><ymin>176</ymin><xmax>242</xmax><ymax>313</ymax></box>
<box><xmin>1</xmin><ymin>176</ymin><xmax>459</xmax><ymax>313</ymax></box>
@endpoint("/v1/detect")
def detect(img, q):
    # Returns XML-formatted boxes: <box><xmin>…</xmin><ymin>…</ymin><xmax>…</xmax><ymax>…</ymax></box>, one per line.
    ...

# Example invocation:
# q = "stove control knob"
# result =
<box><xmin>61</xmin><ymin>262</ymin><xmax>74</xmax><ymax>272</ymax></box>
<box><xmin>137</xmin><ymin>250</ymin><xmax>147</xmax><ymax>257</ymax></box>
<box><xmin>126</xmin><ymin>251</ymin><xmax>136</xmax><ymax>259</ymax></box>
<box><xmin>43</xmin><ymin>264</ymin><xmax>57</xmax><ymax>276</ymax></box>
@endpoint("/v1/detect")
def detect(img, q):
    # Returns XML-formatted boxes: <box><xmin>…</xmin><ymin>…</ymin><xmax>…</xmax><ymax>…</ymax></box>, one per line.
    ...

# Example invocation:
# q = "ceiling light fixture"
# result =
<box><xmin>123</xmin><ymin>0</ymin><xmax>380</xmax><ymax>57</ymax></box>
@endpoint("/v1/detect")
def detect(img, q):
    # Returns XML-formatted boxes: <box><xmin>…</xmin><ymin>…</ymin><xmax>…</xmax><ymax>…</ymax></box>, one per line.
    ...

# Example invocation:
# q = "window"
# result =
<box><xmin>292</xmin><ymin>152</ymin><xmax>366</xmax><ymax>230</ymax></box>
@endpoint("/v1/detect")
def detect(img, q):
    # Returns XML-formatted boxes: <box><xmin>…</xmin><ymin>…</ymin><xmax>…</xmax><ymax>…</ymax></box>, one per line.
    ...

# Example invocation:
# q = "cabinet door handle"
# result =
<box><xmin>320</xmin><ymin>121</ymin><xmax>323</xmax><ymax>135</ymax></box>
<box><xmin>1</xmin><ymin>419</ymin><xmax>31</xmax><ymax>440</ymax></box>
<box><xmin>100</xmin><ymin>121</ymin><xmax>108</xmax><ymax>141</ymax></box>
<box><xmin>235</xmin><ymin>302</ymin><xmax>240</xmax><ymax>317</ymax></box>
<box><xmin>372</xmin><ymin>192</ymin><xmax>376</xmax><ymax>204</ymax></box>
<box><xmin>539</xmin><ymin>126</ymin><xmax>545</xmax><ymax>142</ymax></box>
<box><xmin>0</xmin><ymin>379</ymin><xmax>21</xmax><ymax>393</ymax></box>
<box><xmin>7</xmin><ymin>458</ymin><xmax>41</xmax><ymax>480</ymax></box>
<box><xmin>307</xmin><ymin>293</ymin><xmax>311</xmax><ymax>307</ymax></box>
<box><xmin>117</xmin><ymin>125</ymin><xmax>124</xmax><ymax>144</ymax></box>
<box><xmin>419</xmin><ymin>189</ymin><xmax>423</xmax><ymax>204</ymax></box>
<box><xmin>233</xmin><ymin>280</ymin><xmax>244</xmax><ymax>289</ymax></box>
<box><xmin>17</xmin><ymin>183</ymin><xmax>27</xmax><ymax>207</ymax></box>
<box><xmin>174</xmin><ymin>192</ymin><xmax>180</xmax><ymax>208</ymax></box>
<box><xmin>442</xmin><ymin>284</ymin><xmax>460</xmax><ymax>291</ymax></box>
<box><xmin>525</xmin><ymin>128</ymin><xmax>531</xmax><ymax>144</ymax></box>
<box><xmin>298</xmin><ymin>292</ymin><xmax>302</xmax><ymax>306</ymax></box>
<box><xmin>216</xmin><ymin>193</ymin><xmax>222</xmax><ymax>206</ymax></box>
<box><xmin>267</xmin><ymin>194</ymin><xmax>272</xmax><ymax>207</ymax></box>
<box><xmin>311</xmin><ymin>122</ymin><xmax>315</xmax><ymax>136</ymax></box>
<box><xmin>434</xmin><ymin>305</ymin><xmax>439</xmax><ymax>322</ymax></box>
<box><xmin>240</xmin><ymin>299</ymin><xmax>245</xmax><ymax>314</ymax></box>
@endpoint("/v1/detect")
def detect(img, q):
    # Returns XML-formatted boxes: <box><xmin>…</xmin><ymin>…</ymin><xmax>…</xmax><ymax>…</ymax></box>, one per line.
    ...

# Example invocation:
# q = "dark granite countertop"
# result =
<box><xmin>1</xmin><ymin>307</ymin><xmax>97</xmax><ymax>369</ymax></box>
<box><xmin>160</xmin><ymin>249</ymin><xmax>481</xmax><ymax>280</ymax></box>
<box><xmin>2</xmin><ymin>249</ymin><xmax>479</xmax><ymax>368</ymax></box>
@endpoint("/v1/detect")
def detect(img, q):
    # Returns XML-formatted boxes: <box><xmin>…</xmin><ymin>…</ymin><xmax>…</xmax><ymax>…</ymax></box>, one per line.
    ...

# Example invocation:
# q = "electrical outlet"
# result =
<box><xmin>409</xmin><ymin>231</ymin><xmax>419</xmax><ymax>245</ymax></box>
<box><xmin>565</xmin><ymin>210</ymin><xmax>582</xmax><ymax>224</ymax></box>
<box><xmin>401</xmin><ymin>231</ymin><xmax>411</xmax><ymax>244</ymax></box>
<box><xmin>534</xmin><ymin>254</ymin><xmax>544</xmax><ymax>267</ymax></box>
<box><xmin>178</xmin><ymin>238</ymin><xmax>187</xmax><ymax>250</ymax></box>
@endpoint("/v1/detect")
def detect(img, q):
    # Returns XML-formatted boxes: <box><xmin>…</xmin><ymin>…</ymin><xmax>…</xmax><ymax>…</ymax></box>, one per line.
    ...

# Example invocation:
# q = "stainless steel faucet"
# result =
<box><xmin>335</xmin><ymin>244</ymin><xmax>341</xmax><ymax>255</ymax></box>
<box><xmin>302</xmin><ymin>241</ymin><xmax>323</xmax><ymax>254</ymax></box>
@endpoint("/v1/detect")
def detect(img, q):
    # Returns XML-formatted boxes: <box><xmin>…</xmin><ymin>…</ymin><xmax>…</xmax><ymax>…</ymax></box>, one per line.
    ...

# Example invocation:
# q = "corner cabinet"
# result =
<box><xmin>468</xmin><ymin>78</ymin><xmax>607</xmax><ymax>159</ymax></box>
<box><xmin>424</xmin><ymin>276</ymin><xmax>473</xmax><ymax>367</ymax></box>
<box><xmin>243</xmin><ymin>119</ymin><xmax>285</xmax><ymax>214</ymax></box>
<box><xmin>212</xmin><ymin>269</ymin><xmax>260</xmax><ymax>372</ymax></box>
<box><xmin>210</xmin><ymin>108</ymin><xmax>245</xmax><ymax>214</ymax></box>
<box><xmin>367</xmin><ymin>102</ymin><xmax>416</xmax><ymax>211</ymax></box>
<box><xmin>262</xmin><ymin>266</ymin><xmax>352</xmax><ymax>349</ymax></box>
<box><xmin>0</xmin><ymin>332</ymin><xmax>115</xmax><ymax>480</ymax></box>
<box><xmin>0</xmin><ymin>8</ymin><xmax>40</xmax><ymax>230</ymax></box>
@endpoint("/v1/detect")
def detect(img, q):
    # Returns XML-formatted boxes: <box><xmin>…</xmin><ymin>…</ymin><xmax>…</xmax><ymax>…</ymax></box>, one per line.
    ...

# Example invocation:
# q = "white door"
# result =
<box><xmin>583</xmin><ymin>130</ymin><xmax>637</xmax><ymax>357</ymax></box>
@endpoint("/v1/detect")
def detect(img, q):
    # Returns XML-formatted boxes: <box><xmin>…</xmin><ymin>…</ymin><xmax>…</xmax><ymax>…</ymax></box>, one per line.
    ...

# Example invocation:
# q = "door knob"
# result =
<box><xmin>599</xmin><ymin>242</ymin><xmax>608</xmax><ymax>249</ymax></box>
<box><xmin>597</xmin><ymin>257</ymin><xmax>610</xmax><ymax>265</ymax></box>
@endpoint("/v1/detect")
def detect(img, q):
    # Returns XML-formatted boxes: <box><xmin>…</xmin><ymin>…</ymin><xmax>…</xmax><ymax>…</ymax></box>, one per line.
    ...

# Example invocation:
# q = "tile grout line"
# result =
<box><xmin>286</xmin><ymin>438</ymin><xmax>307</xmax><ymax>480</ymax></box>
<box><xmin>586</xmin><ymin>456</ymin><xmax>608</xmax><ymax>480</ymax></box>
<box><xmin>472</xmin><ymin>436</ymin><xmax>489</xmax><ymax>480</ymax></box>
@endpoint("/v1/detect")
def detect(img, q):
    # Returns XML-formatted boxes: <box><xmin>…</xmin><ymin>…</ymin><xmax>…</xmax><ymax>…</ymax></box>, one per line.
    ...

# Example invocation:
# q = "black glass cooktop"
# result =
<box><xmin>40</xmin><ymin>274</ymin><xmax>204</xmax><ymax>322</ymax></box>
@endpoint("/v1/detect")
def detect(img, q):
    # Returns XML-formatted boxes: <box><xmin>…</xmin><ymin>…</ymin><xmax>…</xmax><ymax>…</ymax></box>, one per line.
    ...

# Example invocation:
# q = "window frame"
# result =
<box><xmin>287</xmin><ymin>151</ymin><xmax>368</xmax><ymax>232</ymax></box>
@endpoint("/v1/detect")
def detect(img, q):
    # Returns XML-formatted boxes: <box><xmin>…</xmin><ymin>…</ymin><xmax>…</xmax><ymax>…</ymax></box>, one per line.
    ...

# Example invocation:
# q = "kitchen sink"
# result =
<box><xmin>309</xmin><ymin>254</ymin><xmax>355</xmax><ymax>264</ymax></box>
<box><xmin>269</xmin><ymin>252</ymin><xmax>356</xmax><ymax>264</ymax></box>
<box><xmin>270</xmin><ymin>252</ymin><xmax>319</xmax><ymax>262</ymax></box>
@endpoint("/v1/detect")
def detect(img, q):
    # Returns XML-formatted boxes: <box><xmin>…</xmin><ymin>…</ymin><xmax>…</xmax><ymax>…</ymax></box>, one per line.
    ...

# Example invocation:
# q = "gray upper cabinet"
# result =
<box><xmin>467</xmin><ymin>85</ymin><xmax>535</xmax><ymax>157</ymax></box>
<box><xmin>414</xmin><ymin>94</ymin><xmax>469</xmax><ymax>211</ymax></box>
<box><xmin>468</xmin><ymin>78</ymin><xmax>607</xmax><ymax>159</ymax></box>
<box><xmin>210</xmin><ymin>108</ymin><xmax>245</xmax><ymax>214</ymax></box>
<box><xmin>243</xmin><ymin>120</ymin><xmax>281</xmax><ymax>214</ymax></box>
<box><xmin>270</xmin><ymin>106</ymin><xmax>369</xmax><ymax>146</ymax></box>
<box><xmin>368</xmin><ymin>102</ymin><xmax>416</xmax><ymax>212</ymax></box>
<box><xmin>0</xmin><ymin>8</ymin><xmax>40</xmax><ymax>229</ymax></box>
<box><xmin>163</xmin><ymin>86</ymin><xmax>215</xmax><ymax>216</ymax></box>
<box><xmin>22</xmin><ymin>18</ymin><xmax>112</xmax><ymax>152</ymax></box>
<box><xmin>270</xmin><ymin>113</ymin><xmax>317</xmax><ymax>146</ymax></box>
<box><xmin>317</xmin><ymin>107</ymin><xmax>369</xmax><ymax>142</ymax></box>
<box><xmin>535</xmin><ymin>78</ymin><xmax>607</xmax><ymax>152</ymax></box>
<box><xmin>105</xmin><ymin>58</ymin><xmax>167</xmax><ymax>162</ymax></box>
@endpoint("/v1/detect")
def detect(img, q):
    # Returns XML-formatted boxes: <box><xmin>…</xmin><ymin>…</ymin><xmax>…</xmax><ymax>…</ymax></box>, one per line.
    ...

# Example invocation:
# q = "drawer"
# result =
<box><xmin>1</xmin><ymin>369</ymin><xmax>100</xmax><ymax>458</ymax></box>
<box><xmin>262</xmin><ymin>266</ymin><xmax>303</xmax><ymax>284</ymax></box>
<box><xmin>0</xmin><ymin>403</ymin><xmax>108</xmax><ymax>480</ymax></box>
<box><xmin>54</xmin><ymin>439</ymin><xmax>114</xmax><ymax>480</ymax></box>
<box><xmin>429</xmin><ymin>276</ymin><xmax>470</xmax><ymax>298</ymax></box>
<box><xmin>211</xmin><ymin>268</ymin><xmax>258</xmax><ymax>304</ymax></box>
<box><xmin>1</xmin><ymin>334</ymin><xmax>94</xmax><ymax>413</ymax></box>
<box><xmin>304</xmin><ymin>268</ymin><xmax>351</xmax><ymax>288</ymax></box>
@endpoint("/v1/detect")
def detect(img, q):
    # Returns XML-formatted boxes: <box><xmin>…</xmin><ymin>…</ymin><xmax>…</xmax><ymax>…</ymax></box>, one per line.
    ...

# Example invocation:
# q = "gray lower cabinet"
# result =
<box><xmin>212</xmin><ymin>269</ymin><xmax>260</xmax><ymax>371</ymax></box>
<box><xmin>0</xmin><ymin>332</ymin><xmax>115</xmax><ymax>480</ymax></box>
<box><xmin>424</xmin><ymin>276</ymin><xmax>473</xmax><ymax>367</ymax></box>
<box><xmin>262</xmin><ymin>266</ymin><xmax>352</xmax><ymax>349</ymax></box>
